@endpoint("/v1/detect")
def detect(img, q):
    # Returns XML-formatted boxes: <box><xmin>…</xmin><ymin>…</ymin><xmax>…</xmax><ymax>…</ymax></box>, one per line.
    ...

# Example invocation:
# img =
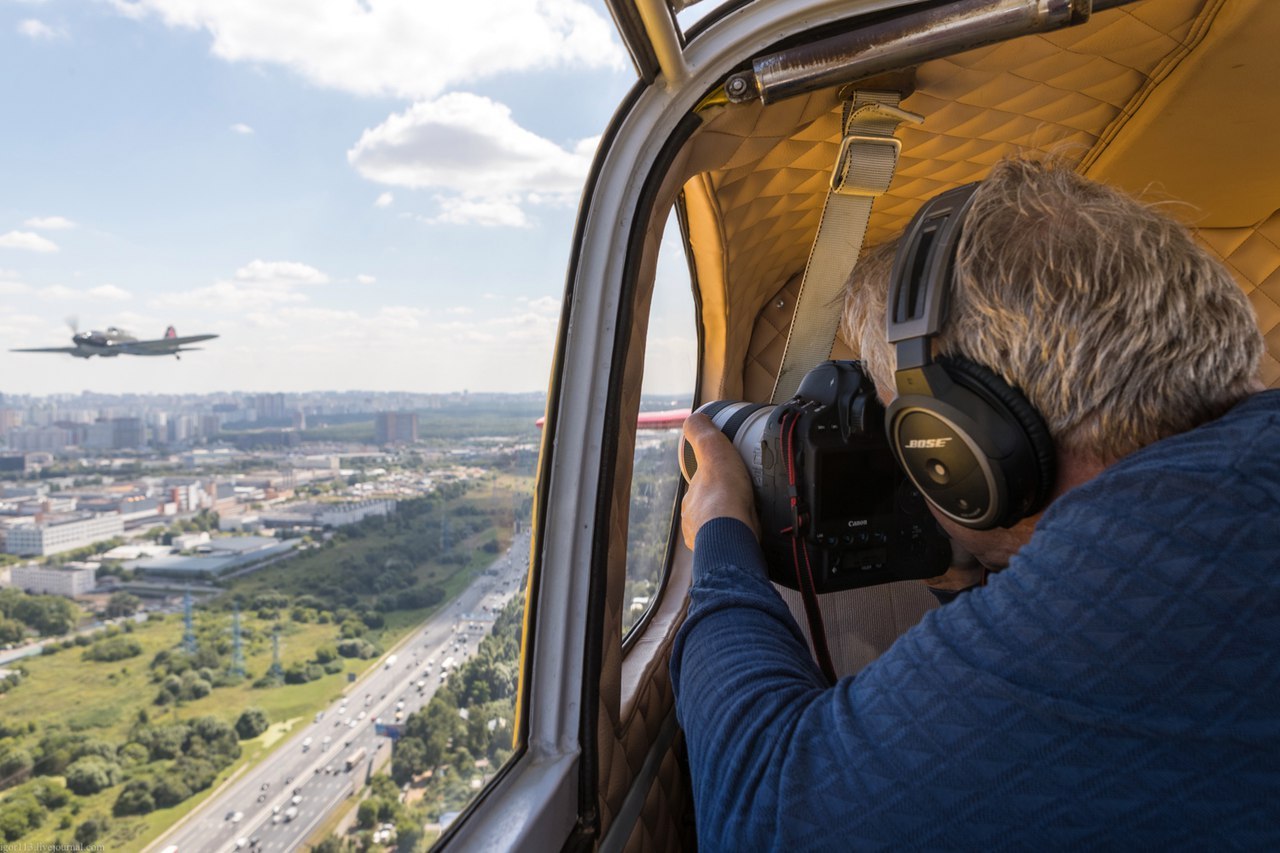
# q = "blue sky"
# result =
<box><xmin>0</xmin><ymin>0</ymin><xmax>664</xmax><ymax>396</ymax></box>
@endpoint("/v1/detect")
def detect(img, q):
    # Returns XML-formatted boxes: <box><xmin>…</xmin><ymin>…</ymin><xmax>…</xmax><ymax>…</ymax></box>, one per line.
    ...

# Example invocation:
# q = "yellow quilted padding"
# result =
<box><xmin>690</xmin><ymin>0</ymin><xmax>1215</xmax><ymax>348</ymax></box>
<box><xmin>1198</xmin><ymin>210</ymin><xmax>1280</xmax><ymax>387</ymax></box>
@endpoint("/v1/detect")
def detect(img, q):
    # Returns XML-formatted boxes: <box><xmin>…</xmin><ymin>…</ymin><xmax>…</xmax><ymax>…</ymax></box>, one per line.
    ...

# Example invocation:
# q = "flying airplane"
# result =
<box><xmin>10</xmin><ymin>323</ymin><xmax>218</xmax><ymax>359</ymax></box>
<box><xmin>436</xmin><ymin>0</ymin><xmax>1280</xmax><ymax>850</ymax></box>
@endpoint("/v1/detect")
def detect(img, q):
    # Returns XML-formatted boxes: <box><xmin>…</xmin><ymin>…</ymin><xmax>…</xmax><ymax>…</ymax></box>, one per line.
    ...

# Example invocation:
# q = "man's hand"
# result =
<box><xmin>923</xmin><ymin>540</ymin><xmax>987</xmax><ymax>591</ymax></box>
<box><xmin>680</xmin><ymin>413</ymin><xmax>761</xmax><ymax>549</ymax></box>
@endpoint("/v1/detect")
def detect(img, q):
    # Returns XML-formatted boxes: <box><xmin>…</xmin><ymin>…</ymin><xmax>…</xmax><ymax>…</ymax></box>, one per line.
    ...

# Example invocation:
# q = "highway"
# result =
<box><xmin>150</xmin><ymin>530</ymin><xmax>531</xmax><ymax>853</ymax></box>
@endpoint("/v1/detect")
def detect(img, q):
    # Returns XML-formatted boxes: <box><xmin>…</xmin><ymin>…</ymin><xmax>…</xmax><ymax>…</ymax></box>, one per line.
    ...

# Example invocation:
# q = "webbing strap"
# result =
<box><xmin>769</xmin><ymin>92</ymin><xmax>922</xmax><ymax>404</ymax></box>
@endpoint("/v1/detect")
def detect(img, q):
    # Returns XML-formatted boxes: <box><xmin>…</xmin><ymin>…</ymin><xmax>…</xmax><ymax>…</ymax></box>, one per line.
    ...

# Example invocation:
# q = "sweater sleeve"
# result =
<box><xmin>670</xmin><ymin>518</ymin><xmax>839</xmax><ymax>848</ymax></box>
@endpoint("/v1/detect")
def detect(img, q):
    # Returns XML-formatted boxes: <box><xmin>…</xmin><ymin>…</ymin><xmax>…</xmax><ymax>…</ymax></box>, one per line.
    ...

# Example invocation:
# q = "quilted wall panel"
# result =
<box><xmin>1197</xmin><ymin>210</ymin><xmax>1280</xmax><ymax>388</ymax></box>
<box><xmin>692</xmin><ymin>0</ymin><xmax>1216</xmax><ymax>364</ymax></box>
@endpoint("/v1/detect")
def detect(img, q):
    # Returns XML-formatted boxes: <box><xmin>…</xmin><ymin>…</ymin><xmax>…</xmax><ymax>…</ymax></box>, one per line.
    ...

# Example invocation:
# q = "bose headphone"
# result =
<box><xmin>884</xmin><ymin>182</ymin><xmax>1056</xmax><ymax>530</ymax></box>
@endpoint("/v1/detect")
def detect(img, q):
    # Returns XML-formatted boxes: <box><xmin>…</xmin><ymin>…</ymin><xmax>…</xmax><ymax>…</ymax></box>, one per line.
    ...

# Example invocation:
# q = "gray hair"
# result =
<box><xmin>842</xmin><ymin>157</ymin><xmax>1263</xmax><ymax>462</ymax></box>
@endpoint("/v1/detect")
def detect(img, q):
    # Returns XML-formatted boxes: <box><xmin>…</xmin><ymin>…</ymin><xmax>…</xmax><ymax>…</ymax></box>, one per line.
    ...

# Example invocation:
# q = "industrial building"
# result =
<box><xmin>133</xmin><ymin>535</ymin><xmax>295</xmax><ymax>578</ymax></box>
<box><xmin>4</xmin><ymin>513</ymin><xmax>124</xmax><ymax>557</ymax></box>
<box><xmin>10</xmin><ymin>564</ymin><xmax>97</xmax><ymax>597</ymax></box>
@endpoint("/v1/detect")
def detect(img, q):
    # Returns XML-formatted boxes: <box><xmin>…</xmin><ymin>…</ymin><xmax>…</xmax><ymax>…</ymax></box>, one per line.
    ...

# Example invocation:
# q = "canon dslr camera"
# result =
<box><xmin>681</xmin><ymin>361</ymin><xmax>950</xmax><ymax>593</ymax></box>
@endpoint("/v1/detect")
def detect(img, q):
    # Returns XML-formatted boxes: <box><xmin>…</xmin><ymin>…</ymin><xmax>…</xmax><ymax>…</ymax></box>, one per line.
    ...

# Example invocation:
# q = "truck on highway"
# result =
<box><xmin>344</xmin><ymin>746</ymin><xmax>367</xmax><ymax>771</ymax></box>
<box><xmin>283</xmin><ymin>806</ymin><xmax>298</xmax><ymax>823</ymax></box>
<box><xmin>384</xmin><ymin>654</ymin><xmax>398</xmax><ymax>670</ymax></box>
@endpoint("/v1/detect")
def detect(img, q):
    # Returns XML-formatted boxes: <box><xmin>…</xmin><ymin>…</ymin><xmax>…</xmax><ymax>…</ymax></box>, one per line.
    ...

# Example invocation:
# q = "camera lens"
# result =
<box><xmin>679</xmin><ymin>401</ymin><xmax>774</xmax><ymax>483</ymax></box>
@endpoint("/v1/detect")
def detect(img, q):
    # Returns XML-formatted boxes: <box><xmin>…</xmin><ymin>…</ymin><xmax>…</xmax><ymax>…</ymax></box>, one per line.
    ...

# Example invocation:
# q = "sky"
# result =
<box><xmin>0</xmin><ymin>0</ymin><xmax>697</xmax><ymax>397</ymax></box>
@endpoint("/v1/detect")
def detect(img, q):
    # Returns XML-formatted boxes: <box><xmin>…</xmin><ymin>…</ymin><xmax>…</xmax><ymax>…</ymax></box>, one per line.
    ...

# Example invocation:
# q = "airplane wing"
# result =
<box><xmin>536</xmin><ymin>408</ymin><xmax>690</xmax><ymax>430</ymax></box>
<box><xmin>9</xmin><ymin>347</ymin><xmax>81</xmax><ymax>354</ymax></box>
<box><xmin>119</xmin><ymin>334</ymin><xmax>218</xmax><ymax>354</ymax></box>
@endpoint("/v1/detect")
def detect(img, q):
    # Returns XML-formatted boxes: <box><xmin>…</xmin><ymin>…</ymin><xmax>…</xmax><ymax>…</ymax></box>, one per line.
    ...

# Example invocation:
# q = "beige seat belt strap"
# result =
<box><xmin>770</xmin><ymin>92</ymin><xmax>922</xmax><ymax>404</ymax></box>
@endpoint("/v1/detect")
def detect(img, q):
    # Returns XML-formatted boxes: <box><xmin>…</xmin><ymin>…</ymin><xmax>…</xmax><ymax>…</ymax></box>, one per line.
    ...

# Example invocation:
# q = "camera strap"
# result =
<box><xmin>780</xmin><ymin>410</ymin><xmax>837</xmax><ymax>684</ymax></box>
<box><xmin>770</xmin><ymin>92</ymin><xmax>922</xmax><ymax>405</ymax></box>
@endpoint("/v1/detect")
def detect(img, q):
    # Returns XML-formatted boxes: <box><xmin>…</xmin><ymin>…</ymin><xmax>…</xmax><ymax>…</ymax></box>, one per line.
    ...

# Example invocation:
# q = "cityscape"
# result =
<box><xmin>0</xmin><ymin>389</ymin><xmax>547</xmax><ymax>851</ymax></box>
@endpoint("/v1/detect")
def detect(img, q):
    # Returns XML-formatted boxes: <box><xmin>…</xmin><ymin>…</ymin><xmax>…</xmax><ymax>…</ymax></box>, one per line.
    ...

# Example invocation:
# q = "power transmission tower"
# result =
<box><xmin>268</xmin><ymin>625</ymin><xmax>283</xmax><ymax>680</ymax></box>
<box><xmin>230</xmin><ymin>604</ymin><xmax>245</xmax><ymax>678</ymax></box>
<box><xmin>182</xmin><ymin>589</ymin><xmax>197</xmax><ymax>654</ymax></box>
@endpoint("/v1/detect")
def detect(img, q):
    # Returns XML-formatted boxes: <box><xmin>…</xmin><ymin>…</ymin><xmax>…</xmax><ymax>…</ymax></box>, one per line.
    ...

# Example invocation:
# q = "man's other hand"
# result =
<box><xmin>681</xmin><ymin>413</ymin><xmax>761</xmax><ymax>549</ymax></box>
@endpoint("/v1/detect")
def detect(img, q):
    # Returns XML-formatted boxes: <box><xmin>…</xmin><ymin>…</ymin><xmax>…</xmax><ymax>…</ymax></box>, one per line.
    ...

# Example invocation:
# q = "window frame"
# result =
<box><xmin>621</xmin><ymin>194</ymin><xmax>703</xmax><ymax>652</ymax></box>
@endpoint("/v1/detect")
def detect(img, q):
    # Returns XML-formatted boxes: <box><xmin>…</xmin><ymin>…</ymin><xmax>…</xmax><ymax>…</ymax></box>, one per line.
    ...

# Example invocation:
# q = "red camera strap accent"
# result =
<box><xmin>781</xmin><ymin>411</ymin><xmax>837</xmax><ymax>684</ymax></box>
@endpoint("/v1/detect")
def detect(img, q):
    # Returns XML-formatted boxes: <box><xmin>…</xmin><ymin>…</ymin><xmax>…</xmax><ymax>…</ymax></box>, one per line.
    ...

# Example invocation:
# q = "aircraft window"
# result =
<box><xmin>0</xmin><ymin>4</ymin><xmax>630</xmax><ymax>850</ymax></box>
<box><xmin>622</xmin><ymin>206</ymin><xmax>698</xmax><ymax>637</ymax></box>
<box><xmin>676</xmin><ymin>2</ymin><xmax>724</xmax><ymax>34</ymax></box>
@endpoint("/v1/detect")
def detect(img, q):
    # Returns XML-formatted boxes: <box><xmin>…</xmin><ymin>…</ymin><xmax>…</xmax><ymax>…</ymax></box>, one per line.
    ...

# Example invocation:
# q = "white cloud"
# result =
<box><xmin>88</xmin><ymin>284</ymin><xmax>132</xmax><ymax>301</ymax></box>
<box><xmin>429</xmin><ymin>197</ymin><xmax>529</xmax><ymax>229</ymax></box>
<box><xmin>348</xmin><ymin>94</ymin><xmax>596</xmax><ymax>226</ymax></box>
<box><xmin>17</xmin><ymin>18</ymin><xmax>62</xmax><ymax>39</ymax></box>
<box><xmin>151</xmin><ymin>260</ymin><xmax>331</xmax><ymax>315</ymax></box>
<box><xmin>374</xmin><ymin>192</ymin><xmax>393</xmax><ymax>208</ymax></box>
<box><xmin>29</xmin><ymin>283</ymin><xmax>132</xmax><ymax>302</ymax></box>
<box><xmin>0</xmin><ymin>281</ymin><xmax>31</xmax><ymax>296</ymax></box>
<box><xmin>106</xmin><ymin>0</ymin><xmax>623</xmax><ymax>100</ymax></box>
<box><xmin>39</xmin><ymin>284</ymin><xmax>77</xmax><ymax>300</ymax></box>
<box><xmin>356</xmin><ymin>274</ymin><xmax>376</xmax><ymax>285</ymax></box>
<box><xmin>349</xmin><ymin>94</ymin><xmax>594</xmax><ymax>196</ymax></box>
<box><xmin>0</xmin><ymin>231</ymin><xmax>58</xmax><ymax>252</ymax></box>
<box><xmin>446</xmin><ymin>306</ymin><xmax>473</xmax><ymax>316</ymax></box>
<box><xmin>152</xmin><ymin>280</ymin><xmax>308</xmax><ymax>313</ymax></box>
<box><xmin>230</xmin><ymin>123</ymin><xmax>254</xmax><ymax>135</ymax></box>
<box><xmin>23</xmin><ymin>216</ymin><xmax>75</xmax><ymax>230</ymax></box>
<box><xmin>526</xmin><ymin>296</ymin><xmax>561</xmax><ymax>313</ymax></box>
<box><xmin>233</xmin><ymin>259</ymin><xmax>329</xmax><ymax>288</ymax></box>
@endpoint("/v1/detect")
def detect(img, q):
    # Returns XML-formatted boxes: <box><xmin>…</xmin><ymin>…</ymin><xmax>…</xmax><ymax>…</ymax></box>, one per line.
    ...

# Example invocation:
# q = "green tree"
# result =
<box><xmin>105</xmin><ymin>592</ymin><xmax>142</xmax><ymax>618</ymax></box>
<box><xmin>391</xmin><ymin>738</ymin><xmax>426</xmax><ymax>786</ymax></box>
<box><xmin>64</xmin><ymin>757</ymin><xmax>121</xmax><ymax>795</ymax></box>
<box><xmin>0</xmin><ymin>618</ymin><xmax>24</xmax><ymax>644</ymax></box>
<box><xmin>70</xmin><ymin>740</ymin><xmax>116</xmax><ymax>762</ymax></box>
<box><xmin>0</xmin><ymin>747</ymin><xmax>33</xmax><ymax>782</ymax></box>
<box><xmin>74</xmin><ymin>816</ymin><xmax>109</xmax><ymax>845</ymax></box>
<box><xmin>396</xmin><ymin>819</ymin><xmax>424</xmax><ymax>852</ymax></box>
<box><xmin>0</xmin><ymin>808</ymin><xmax>30</xmax><ymax>842</ymax></box>
<box><xmin>117</xmin><ymin>742</ymin><xmax>149</xmax><ymax>766</ymax></box>
<box><xmin>113</xmin><ymin>780</ymin><xmax>155</xmax><ymax>816</ymax></box>
<box><xmin>12</xmin><ymin>594</ymin><xmax>77</xmax><ymax>636</ymax></box>
<box><xmin>357</xmin><ymin>798</ymin><xmax>379</xmax><ymax>829</ymax></box>
<box><xmin>83</xmin><ymin>635</ymin><xmax>143</xmax><ymax>662</ymax></box>
<box><xmin>235</xmin><ymin>707</ymin><xmax>270</xmax><ymax>740</ymax></box>
<box><xmin>151</xmin><ymin>775</ymin><xmax>193</xmax><ymax>808</ymax></box>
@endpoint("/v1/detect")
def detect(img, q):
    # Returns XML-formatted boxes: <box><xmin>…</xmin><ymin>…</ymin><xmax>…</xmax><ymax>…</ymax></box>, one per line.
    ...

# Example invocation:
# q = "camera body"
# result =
<box><xmin>684</xmin><ymin>361</ymin><xmax>950</xmax><ymax>593</ymax></box>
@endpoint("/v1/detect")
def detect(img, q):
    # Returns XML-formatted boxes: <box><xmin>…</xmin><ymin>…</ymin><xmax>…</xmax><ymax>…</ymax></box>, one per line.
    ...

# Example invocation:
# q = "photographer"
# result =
<box><xmin>671</xmin><ymin>158</ymin><xmax>1279</xmax><ymax>848</ymax></box>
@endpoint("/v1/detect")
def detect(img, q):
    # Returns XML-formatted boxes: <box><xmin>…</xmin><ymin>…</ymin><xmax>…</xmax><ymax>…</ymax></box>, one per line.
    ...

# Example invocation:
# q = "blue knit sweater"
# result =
<box><xmin>671</xmin><ymin>391</ymin><xmax>1280</xmax><ymax>850</ymax></box>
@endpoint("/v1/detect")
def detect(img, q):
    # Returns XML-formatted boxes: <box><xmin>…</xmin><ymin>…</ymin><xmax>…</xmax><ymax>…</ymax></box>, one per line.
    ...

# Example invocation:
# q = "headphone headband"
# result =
<box><xmin>886</xmin><ymin>182</ymin><xmax>980</xmax><ymax>373</ymax></box>
<box><xmin>883</xmin><ymin>181</ymin><xmax>1055</xmax><ymax>530</ymax></box>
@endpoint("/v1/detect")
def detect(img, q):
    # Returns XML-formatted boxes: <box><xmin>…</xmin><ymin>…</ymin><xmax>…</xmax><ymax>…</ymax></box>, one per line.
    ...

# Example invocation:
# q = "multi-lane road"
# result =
<box><xmin>151</xmin><ymin>531</ymin><xmax>531</xmax><ymax>853</ymax></box>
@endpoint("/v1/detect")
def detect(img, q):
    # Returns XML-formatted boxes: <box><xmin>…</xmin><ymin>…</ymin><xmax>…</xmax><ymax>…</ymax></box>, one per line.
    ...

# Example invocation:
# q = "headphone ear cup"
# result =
<box><xmin>938</xmin><ymin>356</ymin><xmax>1056</xmax><ymax>521</ymax></box>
